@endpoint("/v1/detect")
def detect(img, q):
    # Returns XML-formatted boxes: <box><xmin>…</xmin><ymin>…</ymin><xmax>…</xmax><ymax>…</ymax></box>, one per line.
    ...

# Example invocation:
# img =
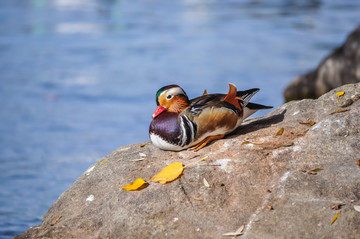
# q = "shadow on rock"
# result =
<box><xmin>229</xmin><ymin>110</ymin><xmax>286</xmax><ymax>137</ymax></box>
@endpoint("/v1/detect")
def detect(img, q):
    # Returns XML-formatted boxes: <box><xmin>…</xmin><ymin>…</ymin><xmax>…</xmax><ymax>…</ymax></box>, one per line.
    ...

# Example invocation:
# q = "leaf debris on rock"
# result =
<box><xmin>281</xmin><ymin>142</ymin><xmax>294</xmax><ymax>147</ymax></box>
<box><xmin>307</xmin><ymin>168</ymin><xmax>324</xmax><ymax>175</ymax></box>
<box><xmin>222</xmin><ymin>225</ymin><xmax>245</xmax><ymax>237</ymax></box>
<box><xmin>203</xmin><ymin>178</ymin><xmax>210</xmax><ymax>188</ymax></box>
<box><xmin>299</xmin><ymin>121</ymin><xmax>316</xmax><ymax>126</ymax></box>
<box><xmin>276</xmin><ymin>128</ymin><xmax>284</xmax><ymax>136</ymax></box>
<box><xmin>50</xmin><ymin>216</ymin><xmax>62</xmax><ymax>226</ymax></box>
<box><xmin>330</xmin><ymin>211</ymin><xmax>341</xmax><ymax>225</ymax></box>
<box><xmin>332</xmin><ymin>204</ymin><xmax>344</xmax><ymax>210</ymax></box>
<box><xmin>330</xmin><ymin>109</ymin><xmax>350</xmax><ymax>115</ymax></box>
<box><xmin>354</xmin><ymin>205</ymin><xmax>360</xmax><ymax>213</ymax></box>
<box><xmin>121</xmin><ymin>178</ymin><xmax>148</xmax><ymax>191</ymax></box>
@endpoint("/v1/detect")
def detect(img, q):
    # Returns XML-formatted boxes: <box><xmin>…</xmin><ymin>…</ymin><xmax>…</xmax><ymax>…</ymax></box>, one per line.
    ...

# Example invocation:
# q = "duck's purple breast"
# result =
<box><xmin>149</xmin><ymin>112</ymin><xmax>181</xmax><ymax>145</ymax></box>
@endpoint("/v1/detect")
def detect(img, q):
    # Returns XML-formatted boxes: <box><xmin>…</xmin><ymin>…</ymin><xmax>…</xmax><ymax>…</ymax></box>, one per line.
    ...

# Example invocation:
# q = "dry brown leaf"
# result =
<box><xmin>300</xmin><ymin>121</ymin><xmax>316</xmax><ymax>126</ymax></box>
<box><xmin>307</xmin><ymin>171</ymin><xmax>318</xmax><ymax>175</ymax></box>
<box><xmin>332</xmin><ymin>204</ymin><xmax>344</xmax><ymax>210</ymax></box>
<box><xmin>203</xmin><ymin>178</ymin><xmax>210</xmax><ymax>188</ymax></box>
<box><xmin>357</xmin><ymin>159</ymin><xmax>360</xmax><ymax>167</ymax></box>
<box><xmin>281</xmin><ymin>142</ymin><xmax>294</xmax><ymax>147</ymax></box>
<box><xmin>121</xmin><ymin>178</ymin><xmax>148</xmax><ymax>191</ymax></box>
<box><xmin>276</xmin><ymin>128</ymin><xmax>284</xmax><ymax>136</ymax></box>
<box><xmin>330</xmin><ymin>109</ymin><xmax>350</xmax><ymax>115</ymax></box>
<box><xmin>330</xmin><ymin>211</ymin><xmax>341</xmax><ymax>225</ymax></box>
<box><xmin>354</xmin><ymin>205</ymin><xmax>360</xmax><ymax>212</ymax></box>
<box><xmin>267</xmin><ymin>205</ymin><xmax>274</xmax><ymax>210</ymax></box>
<box><xmin>134</xmin><ymin>142</ymin><xmax>149</xmax><ymax>148</ymax></box>
<box><xmin>149</xmin><ymin>162</ymin><xmax>184</xmax><ymax>184</ymax></box>
<box><xmin>307</xmin><ymin>168</ymin><xmax>324</xmax><ymax>175</ymax></box>
<box><xmin>222</xmin><ymin>225</ymin><xmax>245</xmax><ymax>237</ymax></box>
<box><xmin>130</xmin><ymin>158</ymin><xmax>145</xmax><ymax>162</ymax></box>
<box><xmin>51</xmin><ymin>216</ymin><xmax>62</xmax><ymax>226</ymax></box>
<box><xmin>191</xmin><ymin>195</ymin><xmax>203</xmax><ymax>201</ymax></box>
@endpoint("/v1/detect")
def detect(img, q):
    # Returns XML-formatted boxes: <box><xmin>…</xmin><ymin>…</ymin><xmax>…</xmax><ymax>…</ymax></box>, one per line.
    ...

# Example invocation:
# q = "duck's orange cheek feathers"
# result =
<box><xmin>152</xmin><ymin>105</ymin><xmax>166</xmax><ymax>118</ymax></box>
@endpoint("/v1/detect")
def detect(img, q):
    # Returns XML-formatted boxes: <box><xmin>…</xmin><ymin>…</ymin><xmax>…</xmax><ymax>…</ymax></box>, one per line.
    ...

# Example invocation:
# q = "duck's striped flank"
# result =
<box><xmin>179</xmin><ymin>115</ymin><xmax>197</xmax><ymax>146</ymax></box>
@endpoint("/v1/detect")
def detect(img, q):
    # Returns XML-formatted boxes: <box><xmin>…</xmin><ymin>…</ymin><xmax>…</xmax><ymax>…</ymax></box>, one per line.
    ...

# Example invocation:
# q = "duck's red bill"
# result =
<box><xmin>152</xmin><ymin>105</ymin><xmax>166</xmax><ymax>118</ymax></box>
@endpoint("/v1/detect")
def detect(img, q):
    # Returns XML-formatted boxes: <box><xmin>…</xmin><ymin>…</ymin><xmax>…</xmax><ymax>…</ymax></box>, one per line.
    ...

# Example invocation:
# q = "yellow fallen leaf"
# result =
<box><xmin>149</xmin><ymin>156</ymin><xmax>208</xmax><ymax>184</ymax></box>
<box><xmin>336</xmin><ymin>91</ymin><xmax>344</xmax><ymax>99</ymax></box>
<box><xmin>330</xmin><ymin>109</ymin><xmax>350</xmax><ymax>115</ymax></box>
<box><xmin>191</xmin><ymin>195</ymin><xmax>203</xmax><ymax>201</ymax></box>
<box><xmin>139</xmin><ymin>142</ymin><xmax>149</xmax><ymax>147</ymax></box>
<box><xmin>51</xmin><ymin>216</ymin><xmax>62</xmax><ymax>226</ymax></box>
<box><xmin>149</xmin><ymin>162</ymin><xmax>184</xmax><ymax>184</ymax></box>
<box><xmin>98</xmin><ymin>159</ymin><xmax>108</xmax><ymax>166</ymax></box>
<box><xmin>242</xmin><ymin>141</ymin><xmax>252</xmax><ymax>144</ymax></box>
<box><xmin>121</xmin><ymin>178</ymin><xmax>148</xmax><ymax>191</ymax></box>
<box><xmin>299</xmin><ymin>121</ymin><xmax>316</xmax><ymax>126</ymax></box>
<box><xmin>330</xmin><ymin>211</ymin><xmax>341</xmax><ymax>225</ymax></box>
<box><xmin>276</xmin><ymin>128</ymin><xmax>284</xmax><ymax>136</ymax></box>
<box><xmin>336</xmin><ymin>91</ymin><xmax>345</xmax><ymax>103</ymax></box>
<box><xmin>336</xmin><ymin>91</ymin><xmax>345</xmax><ymax>97</ymax></box>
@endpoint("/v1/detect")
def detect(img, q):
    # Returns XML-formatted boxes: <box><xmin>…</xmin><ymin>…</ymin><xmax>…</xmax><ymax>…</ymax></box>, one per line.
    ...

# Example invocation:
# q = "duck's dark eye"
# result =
<box><xmin>166</xmin><ymin>95</ymin><xmax>173</xmax><ymax>100</ymax></box>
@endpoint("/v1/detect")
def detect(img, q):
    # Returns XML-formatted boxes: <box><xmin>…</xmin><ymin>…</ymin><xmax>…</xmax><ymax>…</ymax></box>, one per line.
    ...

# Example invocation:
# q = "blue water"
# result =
<box><xmin>0</xmin><ymin>0</ymin><xmax>359</xmax><ymax>237</ymax></box>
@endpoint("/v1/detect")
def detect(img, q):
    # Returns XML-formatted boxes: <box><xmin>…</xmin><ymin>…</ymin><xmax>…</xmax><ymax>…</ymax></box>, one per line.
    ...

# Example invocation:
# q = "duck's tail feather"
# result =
<box><xmin>236</xmin><ymin>88</ymin><xmax>260</xmax><ymax>107</ymax></box>
<box><xmin>243</xmin><ymin>102</ymin><xmax>273</xmax><ymax>119</ymax></box>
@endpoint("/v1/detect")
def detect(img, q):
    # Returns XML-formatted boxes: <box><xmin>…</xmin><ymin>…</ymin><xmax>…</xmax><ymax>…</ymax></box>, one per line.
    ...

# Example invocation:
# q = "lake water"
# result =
<box><xmin>0</xmin><ymin>0</ymin><xmax>359</xmax><ymax>237</ymax></box>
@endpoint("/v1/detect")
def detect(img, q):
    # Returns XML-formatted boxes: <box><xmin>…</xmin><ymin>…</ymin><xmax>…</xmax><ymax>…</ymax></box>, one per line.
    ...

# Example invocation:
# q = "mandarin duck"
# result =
<box><xmin>149</xmin><ymin>83</ymin><xmax>272</xmax><ymax>151</ymax></box>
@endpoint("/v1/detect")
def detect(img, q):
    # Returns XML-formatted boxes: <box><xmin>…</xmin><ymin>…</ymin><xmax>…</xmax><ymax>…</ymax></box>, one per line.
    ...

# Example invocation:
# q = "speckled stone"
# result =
<box><xmin>16</xmin><ymin>83</ymin><xmax>360</xmax><ymax>239</ymax></box>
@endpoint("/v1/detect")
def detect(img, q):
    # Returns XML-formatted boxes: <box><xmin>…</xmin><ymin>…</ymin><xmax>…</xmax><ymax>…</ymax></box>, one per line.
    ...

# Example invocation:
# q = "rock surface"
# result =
<box><xmin>284</xmin><ymin>25</ymin><xmax>360</xmax><ymax>102</ymax></box>
<box><xmin>16</xmin><ymin>83</ymin><xmax>360</xmax><ymax>239</ymax></box>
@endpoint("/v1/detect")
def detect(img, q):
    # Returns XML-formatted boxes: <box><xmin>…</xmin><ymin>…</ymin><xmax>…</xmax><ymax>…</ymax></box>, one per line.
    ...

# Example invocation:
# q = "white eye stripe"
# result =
<box><xmin>167</xmin><ymin>87</ymin><xmax>186</xmax><ymax>97</ymax></box>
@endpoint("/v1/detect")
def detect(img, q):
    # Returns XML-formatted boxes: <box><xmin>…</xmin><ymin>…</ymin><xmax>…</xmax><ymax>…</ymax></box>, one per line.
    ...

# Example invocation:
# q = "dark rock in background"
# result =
<box><xmin>284</xmin><ymin>26</ymin><xmax>360</xmax><ymax>102</ymax></box>
<box><xmin>15</xmin><ymin>83</ymin><xmax>360</xmax><ymax>239</ymax></box>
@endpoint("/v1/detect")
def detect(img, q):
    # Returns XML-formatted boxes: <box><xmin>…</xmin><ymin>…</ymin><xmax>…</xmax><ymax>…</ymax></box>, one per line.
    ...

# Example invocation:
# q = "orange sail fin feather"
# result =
<box><xmin>223</xmin><ymin>83</ymin><xmax>242</xmax><ymax>110</ymax></box>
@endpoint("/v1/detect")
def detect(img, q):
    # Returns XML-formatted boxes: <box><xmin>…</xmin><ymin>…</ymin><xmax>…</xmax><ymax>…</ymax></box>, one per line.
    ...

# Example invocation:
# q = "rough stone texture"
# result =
<box><xmin>16</xmin><ymin>83</ymin><xmax>360</xmax><ymax>239</ymax></box>
<box><xmin>284</xmin><ymin>25</ymin><xmax>360</xmax><ymax>102</ymax></box>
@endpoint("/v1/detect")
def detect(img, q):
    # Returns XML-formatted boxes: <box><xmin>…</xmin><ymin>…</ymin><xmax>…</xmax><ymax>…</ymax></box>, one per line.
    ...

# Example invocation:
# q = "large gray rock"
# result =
<box><xmin>284</xmin><ymin>26</ymin><xmax>360</xmax><ymax>102</ymax></box>
<box><xmin>16</xmin><ymin>83</ymin><xmax>360</xmax><ymax>239</ymax></box>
